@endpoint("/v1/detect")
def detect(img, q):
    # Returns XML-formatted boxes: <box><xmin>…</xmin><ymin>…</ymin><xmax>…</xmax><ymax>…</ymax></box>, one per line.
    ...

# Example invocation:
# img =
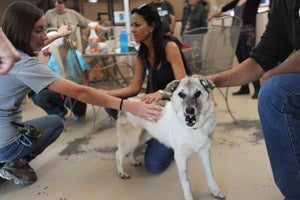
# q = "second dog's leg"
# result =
<box><xmin>174</xmin><ymin>152</ymin><xmax>193</xmax><ymax>200</ymax></box>
<box><xmin>198</xmin><ymin>142</ymin><xmax>225</xmax><ymax>199</ymax></box>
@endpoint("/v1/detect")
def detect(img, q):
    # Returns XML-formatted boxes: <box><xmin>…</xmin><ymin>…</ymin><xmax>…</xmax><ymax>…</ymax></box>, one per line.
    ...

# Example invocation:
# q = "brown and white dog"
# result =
<box><xmin>115</xmin><ymin>76</ymin><xmax>225</xmax><ymax>200</ymax></box>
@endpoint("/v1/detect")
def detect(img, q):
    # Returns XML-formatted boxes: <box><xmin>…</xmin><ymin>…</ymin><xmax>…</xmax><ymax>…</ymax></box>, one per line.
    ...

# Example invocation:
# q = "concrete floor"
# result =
<box><xmin>0</xmin><ymin>84</ymin><xmax>284</xmax><ymax>200</ymax></box>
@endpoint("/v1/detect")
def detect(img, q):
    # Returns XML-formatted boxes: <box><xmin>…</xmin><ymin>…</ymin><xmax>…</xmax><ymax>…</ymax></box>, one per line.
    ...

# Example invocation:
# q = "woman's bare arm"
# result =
<box><xmin>47</xmin><ymin>78</ymin><xmax>162</xmax><ymax>121</ymax></box>
<box><xmin>0</xmin><ymin>27</ymin><xmax>20</xmax><ymax>74</ymax></box>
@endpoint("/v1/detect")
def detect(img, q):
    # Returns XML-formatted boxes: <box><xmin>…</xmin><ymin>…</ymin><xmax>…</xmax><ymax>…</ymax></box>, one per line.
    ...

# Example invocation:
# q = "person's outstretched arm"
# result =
<box><xmin>0</xmin><ymin>27</ymin><xmax>20</xmax><ymax>74</ymax></box>
<box><xmin>48</xmin><ymin>78</ymin><xmax>163</xmax><ymax>122</ymax></box>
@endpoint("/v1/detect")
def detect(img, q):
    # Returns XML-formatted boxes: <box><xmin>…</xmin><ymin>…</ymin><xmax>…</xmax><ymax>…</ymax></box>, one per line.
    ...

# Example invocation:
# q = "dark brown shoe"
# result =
<box><xmin>232</xmin><ymin>89</ymin><xmax>250</xmax><ymax>95</ymax></box>
<box><xmin>0</xmin><ymin>160</ymin><xmax>37</xmax><ymax>185</ymax></box>
<box><xmin>232</xmin><ymin>85</ymin><xmax>250</xmax><ymax>95</ymax></box>
<box><xmin>252</xmin><ymin>91</ymin><xmax>259</xmax><ymax>99</ymax></box>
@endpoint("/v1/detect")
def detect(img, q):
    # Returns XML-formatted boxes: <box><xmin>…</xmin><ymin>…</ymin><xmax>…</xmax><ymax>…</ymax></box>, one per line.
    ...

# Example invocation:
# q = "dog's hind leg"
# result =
<box><xmin>116</xmin><ymin>122</ymin><xmax>144</xmax><ymax>179</ymax></box>
<box><xmin>198</xmin><ymin>142</ymin><xmax>226</xmax><ymax>199</ymax></box>
<box><xmin>174</xmin><ymin>152</ymin><xmax>193</xmax><ymax>200</ymax></box>
<box><xmin>116</xmin><ymin>145</ymin><xmax>132</xmax><ymax>179</ymax></box>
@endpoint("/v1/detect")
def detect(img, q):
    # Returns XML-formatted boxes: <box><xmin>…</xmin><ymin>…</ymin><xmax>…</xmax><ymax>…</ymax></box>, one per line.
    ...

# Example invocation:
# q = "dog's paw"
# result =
<box><xmin>119</xmin><ymin>172</ymin><xmax>131</xmax><ymax>179</ymax></box>
<box><xmin>131</xmin><ymin>160</ymin><xmax>142</xmax><ymax>167</ymax></box>
<box><xmin>211</xmin><ymin>190</ymin><xmax>226</xmax><ymax>199</ymax></box>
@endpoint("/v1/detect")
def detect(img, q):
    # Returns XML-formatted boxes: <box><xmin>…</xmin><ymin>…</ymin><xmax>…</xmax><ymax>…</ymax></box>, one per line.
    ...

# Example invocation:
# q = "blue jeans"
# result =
<box><xmin>0</xmin><ymin>115</ymin><xmax>64</xmax><ymax>164</ymax></box>
<box><xmin>32</xmin><ymin>89</ymin><xmax>87</xmax><ymax>118</ymax></box>
<box><xmin>105</xmin><ymin>108</ymin><xmax>118</xmax><ymax>120</ymax></box>
<box><xmin>258</xmin><ymin>74</ymin><xmax>300</xmax><ymax>199</ymax></box>
<box><xmin>144</xmin><ymin>138</ymin><xmax>174</xmax><ymax>174</ymax></box>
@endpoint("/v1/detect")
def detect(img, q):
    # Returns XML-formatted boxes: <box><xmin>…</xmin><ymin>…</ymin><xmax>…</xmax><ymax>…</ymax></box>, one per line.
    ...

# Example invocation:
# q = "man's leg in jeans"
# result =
<box><xmin>258</xmin><ymin>74</ymin><xmax>300</xmax><ymax>199</ymax></box>
<box><xmin>32</xmin><ymin>89</ymin><xmax>67</xmax><ymax>118</ymax></box>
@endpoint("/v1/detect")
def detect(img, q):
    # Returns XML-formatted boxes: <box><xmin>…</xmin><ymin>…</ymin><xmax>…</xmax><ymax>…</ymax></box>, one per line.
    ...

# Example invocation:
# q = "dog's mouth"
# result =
<box><xmin>185</xmin><ymin>113</ymin><xmax>196</xmax><ymax>127</ymax></box>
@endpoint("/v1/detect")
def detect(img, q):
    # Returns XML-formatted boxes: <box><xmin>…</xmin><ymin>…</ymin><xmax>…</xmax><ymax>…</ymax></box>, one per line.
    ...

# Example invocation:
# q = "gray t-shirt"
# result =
<box><xmin>0</xmin><ymin>51</ymin><xmax>60</xmax><ymax>148</ymax></box>
<box><xmin>45</xmin><ymin>8</ymin><xmax>90</xmax><ymax>42</ymax></box>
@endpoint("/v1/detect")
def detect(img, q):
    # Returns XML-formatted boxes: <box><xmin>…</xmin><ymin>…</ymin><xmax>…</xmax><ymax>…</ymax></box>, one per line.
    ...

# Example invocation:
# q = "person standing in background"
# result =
<box><xmin>148</xmin><ymin>0</ymin><xmax>176</xmax><ymax>35</ymax></box>
<box><xmin>208</xmin><ymin>0</ymin><xmax>261</xmax><ymax>99</ymax></box>
<box><xmin>45</xmin><ymin>0</ymin><xmax>110</xmax><ymax>49</ymax></box>
<box><xmin>45</xmin><ymin>0</ymin><xmax>90</xmax><ymax>46</ymax></box>
<box><xmin>200</xmin><ymin>0</ymin><xmax>210</xmax><ymax>10</ymax></box>
<box><xmin>181</xmin><ymin>0</ymin><xmax>208</xmax><ymax>35</ymax></box>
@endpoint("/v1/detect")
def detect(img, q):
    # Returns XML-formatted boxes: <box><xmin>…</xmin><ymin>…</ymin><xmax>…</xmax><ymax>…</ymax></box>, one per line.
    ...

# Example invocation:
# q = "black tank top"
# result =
<box><xmin>143</xmin><ymin>39</ymin><xmax>192</xmax><ymax>93</ymax></box>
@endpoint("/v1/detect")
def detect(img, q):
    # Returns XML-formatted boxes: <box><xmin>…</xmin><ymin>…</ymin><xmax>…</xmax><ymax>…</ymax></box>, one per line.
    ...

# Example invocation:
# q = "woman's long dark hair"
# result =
<box><xmin>131</xmin><ymin>5</ymin><xmax>182</xmax><ymax>67</ymax></box>
<box><xmin>1</xmin><ymin>1</ymin><xmax>44</xmax><ymax>56</ymax></box>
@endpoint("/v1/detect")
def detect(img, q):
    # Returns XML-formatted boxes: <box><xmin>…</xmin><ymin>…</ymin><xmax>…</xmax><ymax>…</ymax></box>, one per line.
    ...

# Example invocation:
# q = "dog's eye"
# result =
<box><xmin>178</xmin><ymin>92</ymin><xmax>186</xmax><ymax>99</ymax></box>
<box><xmin>194</xmin><ymin>91</ymin><xmax>201</xmax><ymax>98</ymax></box>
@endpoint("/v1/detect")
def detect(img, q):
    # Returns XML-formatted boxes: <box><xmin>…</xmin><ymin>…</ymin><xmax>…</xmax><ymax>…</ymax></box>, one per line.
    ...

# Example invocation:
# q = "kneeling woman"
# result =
<box><xmin>104</xmin><ymin>4</ymin><xmax>191</xmax><ymax>174</ymax></box>
<box><xmin>0</xmin><ymin>1</ymin><xmax>162</xmax><ymax>185</ymax></box>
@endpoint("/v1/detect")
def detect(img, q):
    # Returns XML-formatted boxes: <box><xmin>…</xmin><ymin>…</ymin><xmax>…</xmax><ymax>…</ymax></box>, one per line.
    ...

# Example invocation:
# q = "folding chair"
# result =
<box><xmin>182</xmin><ymin>15</ymin><xmax>242</xmax><ymax>123</ymax></box>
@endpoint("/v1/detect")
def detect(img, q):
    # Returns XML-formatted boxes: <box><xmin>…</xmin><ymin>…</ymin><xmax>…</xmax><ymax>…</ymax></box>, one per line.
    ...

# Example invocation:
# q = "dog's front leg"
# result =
<box><xmin>174</xmin><ymin>152</ymin><xmax>193</xmax><ymax>200</ymax></box>
<box><xmin>198</xmin><ymin>142</ymin><xmax>225</xmax><ymax>199</ymax></box>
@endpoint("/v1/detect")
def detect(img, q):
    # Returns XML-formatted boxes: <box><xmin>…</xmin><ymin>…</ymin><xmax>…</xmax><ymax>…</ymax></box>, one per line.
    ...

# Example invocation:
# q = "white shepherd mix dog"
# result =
<box><xmin>115</xmin><ymin>76</ymin><xmax>225</xmax><ymax>200</ymax></box>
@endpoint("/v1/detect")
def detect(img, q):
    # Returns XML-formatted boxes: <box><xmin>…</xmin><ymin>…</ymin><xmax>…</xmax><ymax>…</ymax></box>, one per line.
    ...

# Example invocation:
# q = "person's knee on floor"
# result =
<box><xmin>144</xmin><ymin>138</ymin><xmax>174</xmax><ymax>174</ymax></box>
<box><xmin>258</xmin><ymin>75</ymin><xmax>300</xmax><ymax>199</ymax></box>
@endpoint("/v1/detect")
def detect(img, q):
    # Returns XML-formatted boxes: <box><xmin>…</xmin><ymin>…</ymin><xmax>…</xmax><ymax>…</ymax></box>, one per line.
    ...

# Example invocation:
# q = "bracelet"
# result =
<box><xmin>119</xmin><ymin>98</ymin><xmax>124</xmax><ymax>110</ymax></box>
<box><xmin>158</xmin><ymin>90</ymin><xmax>165</xmax><ymax>98</ymax></box>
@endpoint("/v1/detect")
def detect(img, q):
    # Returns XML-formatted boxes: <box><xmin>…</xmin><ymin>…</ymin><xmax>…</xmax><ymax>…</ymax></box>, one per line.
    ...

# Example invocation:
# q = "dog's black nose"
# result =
<box><xmin>185</xmin><ymin>107</ymin><xmax>195</xmax><ymax>115</ymax></box>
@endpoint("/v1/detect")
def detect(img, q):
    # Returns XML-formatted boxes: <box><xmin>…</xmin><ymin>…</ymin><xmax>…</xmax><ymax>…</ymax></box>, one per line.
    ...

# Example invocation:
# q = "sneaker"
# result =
<box><xmin>0</xmin><ymin>160</ymin><xmax>37</xmax><ymax>185</ymax></box>
<box><xmin>232</xmin><ymin>88</ymin><xmax>250</xmax><ymax>95</ymax></box>
<box><xmin>252</xmin><ymin>91</ymin><xmax>259</xmax><ymax>99</ymax></box>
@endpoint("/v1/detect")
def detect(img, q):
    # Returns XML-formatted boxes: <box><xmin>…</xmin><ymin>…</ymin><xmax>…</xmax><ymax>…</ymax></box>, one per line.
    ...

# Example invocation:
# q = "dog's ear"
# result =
<box><xmin>199</xmin><ymin>78</ymin><xmax>215</xmax><ymax>93</ymax></box>
<box><xmin>164</xmin><ymin>79</ymin><xmax>181</xmax><ymax>95</ymax></box>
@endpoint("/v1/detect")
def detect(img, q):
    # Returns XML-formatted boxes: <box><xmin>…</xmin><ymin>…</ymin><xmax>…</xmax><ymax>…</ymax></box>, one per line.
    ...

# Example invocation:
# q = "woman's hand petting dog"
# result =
<box><xmin>140</xmin><ymin>92</ymin><xmax>163</xmax><ymax>104</ymax></box>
